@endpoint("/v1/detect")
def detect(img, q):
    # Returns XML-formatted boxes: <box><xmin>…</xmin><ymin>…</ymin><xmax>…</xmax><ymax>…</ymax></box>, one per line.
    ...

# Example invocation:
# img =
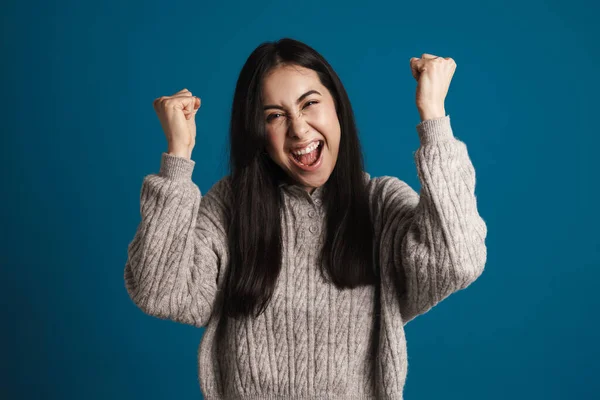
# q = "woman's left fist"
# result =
<box><xmin>410</xmin><ymin>54</ymin><xmax>456</xmax><ymax>114</ymax></box>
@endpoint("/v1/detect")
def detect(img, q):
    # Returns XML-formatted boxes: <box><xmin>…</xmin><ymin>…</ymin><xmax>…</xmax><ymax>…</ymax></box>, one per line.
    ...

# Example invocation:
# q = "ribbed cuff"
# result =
<box><xmin>159</xmin><ymin>152</ymin><xmax>195</xmax><ymax>181</ymax></box>
<box><xmin>416</xmin><ymin>115</ymin><xmax>454</xmax><ymax>145</ymax></box>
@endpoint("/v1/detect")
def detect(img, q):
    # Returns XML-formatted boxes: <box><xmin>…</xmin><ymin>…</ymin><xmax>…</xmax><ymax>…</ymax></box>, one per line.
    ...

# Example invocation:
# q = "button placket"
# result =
<box><xmin>310</xmin><ymin>193</ymin><xmax>324</xmax><ymax>234</ymax></box>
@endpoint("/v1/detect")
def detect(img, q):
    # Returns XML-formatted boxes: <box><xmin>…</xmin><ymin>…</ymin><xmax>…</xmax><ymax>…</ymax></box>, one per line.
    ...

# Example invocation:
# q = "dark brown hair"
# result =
<box><xmin>224</xmin><ymin>37</ymin><xmax>376</xmax><ymax>320</ymax></box>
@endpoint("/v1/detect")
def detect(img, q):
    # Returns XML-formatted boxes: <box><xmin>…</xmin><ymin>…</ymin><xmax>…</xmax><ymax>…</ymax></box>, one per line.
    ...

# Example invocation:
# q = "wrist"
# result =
<box><xmin>418</xmin><ymin>105</ymin><xmax>446</xmax><ymax>122</ymax></box>
<box><xmin>167</xmin><ymin>146</ymin><xmax>192</xmax><ymax>160</ymax></box>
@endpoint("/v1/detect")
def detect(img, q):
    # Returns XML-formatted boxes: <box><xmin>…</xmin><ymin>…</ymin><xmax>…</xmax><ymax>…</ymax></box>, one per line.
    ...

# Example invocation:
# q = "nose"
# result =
<box><xmin>287</xmin><ymin>112</ymin><xmax>310</xmax><ymax>139</ymax></box>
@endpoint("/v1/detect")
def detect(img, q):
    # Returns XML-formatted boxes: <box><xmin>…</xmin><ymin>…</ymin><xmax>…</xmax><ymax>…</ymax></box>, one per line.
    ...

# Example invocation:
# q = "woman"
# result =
<box><xmin>124</xmin><ymin>37</ymin><xmax>487</xmax><ymax>399</ymax></box>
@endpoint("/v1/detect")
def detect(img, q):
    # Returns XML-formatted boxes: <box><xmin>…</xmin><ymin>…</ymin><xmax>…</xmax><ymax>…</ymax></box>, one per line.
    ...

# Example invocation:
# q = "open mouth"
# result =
<box><xmin>289</xmin><ymin>140</ymin><xmax>324</xmax><ymax>170</ymax></box>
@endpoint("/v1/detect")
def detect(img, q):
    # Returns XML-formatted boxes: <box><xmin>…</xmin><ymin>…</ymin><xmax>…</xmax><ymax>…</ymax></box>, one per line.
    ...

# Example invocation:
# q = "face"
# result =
<box><xmin>261</xmin><ymin>64</ymin><xmax>341</xmax><ymax>194</ymax></box>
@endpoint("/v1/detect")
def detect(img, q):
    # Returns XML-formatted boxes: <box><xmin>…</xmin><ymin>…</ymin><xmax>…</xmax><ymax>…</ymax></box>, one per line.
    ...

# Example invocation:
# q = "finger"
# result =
<box><xmin>184</xmin><ymin>96</ymin><xmax>200</xmax><ymax>110</ymax></box>
<box><xmin>153</xmin><ymin>96</ymin><xmax>165</xmax><ymax>109</ymax></box>
<box><xmin>172</xmin><ymin>92</ymin><xmax>199</xmax><ymax>108</ymax></box>
<box><xmin>183</xmin><ymin>105</ymin><xmax>196</xmax><ymax>113</ymax></box>
<box><xmin>183</xmin><ymin>96</ymin><xmax>195</xmax><ymax>112</ymax></box>
<box><xmin>421</xmin><ymin>53</ymin><xmax>438</xmax><ymax>59</ymax></box>
<box><xmin>186</xmin><ymin>97</ymin><xmax>202</xmax><ymax>114</ymax></box>
<box><xmin>184</xmin><ymin>107</ymin><xmax>198</xmax><ymax>120</ymax></box>
<box><xmin>173</xmin><ymin>88</ymin><xmax>192</xmax><ymax>96</ymax></box>
<box><xmin>410</xmin><ymin>57</ymin><xmax>422</xmax><ymax>80</ymax></box>
<box><xmin>172</xmin><ymin>91</ymin><xmax>193</xmax><ymax>97</ymax></box>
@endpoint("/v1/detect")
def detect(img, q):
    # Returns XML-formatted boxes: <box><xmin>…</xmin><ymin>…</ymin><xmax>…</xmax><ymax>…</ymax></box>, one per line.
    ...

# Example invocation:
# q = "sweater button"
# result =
<box><xmin>308</xmin><ymin>210</ymin><xmax>316</xmax><ymax>218</ymax></box>
<box><xmin>309</xmin><ymin>225</ymin><xmax>317</xmax><ymax>234</ymax></box>
<box><xmin>314</xmin><ymin>199</ymin><xmax>321</xmax><ymax>205</ymax></box>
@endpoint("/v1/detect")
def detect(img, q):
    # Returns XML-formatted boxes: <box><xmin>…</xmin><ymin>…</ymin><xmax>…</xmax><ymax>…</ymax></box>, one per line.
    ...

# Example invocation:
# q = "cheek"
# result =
<box><xmin>265</xmin><ymin>130</ymin><xmax>286</xmax><ymax>158</ymax></box>
<box><xmin>322</xmin><ymin>113</ymin><xmax>341</xmax><ymax>150</ymax></box>
<box><xmin>265</xmin><ymin>130</ymin><xmax>277</xmax><ymax>148</ymax></box>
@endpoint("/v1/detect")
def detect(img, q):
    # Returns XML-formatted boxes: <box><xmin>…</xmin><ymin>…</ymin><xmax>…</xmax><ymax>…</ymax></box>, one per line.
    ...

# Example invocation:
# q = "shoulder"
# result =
<box><xmin>203</xmin><ymin>175</ymin><xmax>233</xmax><ymax>200</ymax></box>
<box><xmin>363</xmin><ymin>172</ymin><xmax>420</xmax><ymax>232</ymax></box>
<box><xmin>363</xmin><ymin>172</ymin><xmax>418</xmax><ymax>206</ymax></box>
<box><xmin>201</xmin><ymin>175</ymin><xmax>233</xmax><ymax>218</ymax></box>
<box><xmin>207</xmin><ymin>175</ymin><xmax>232</xmax><ymax>197</ymax></box>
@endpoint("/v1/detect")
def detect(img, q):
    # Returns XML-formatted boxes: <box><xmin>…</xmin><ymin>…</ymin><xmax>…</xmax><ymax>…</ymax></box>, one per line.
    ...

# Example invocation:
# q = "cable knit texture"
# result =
<box><xmin>124</xmin><ymin>115</ymin><xmax>487</xmax><ymax>399</ymax></box>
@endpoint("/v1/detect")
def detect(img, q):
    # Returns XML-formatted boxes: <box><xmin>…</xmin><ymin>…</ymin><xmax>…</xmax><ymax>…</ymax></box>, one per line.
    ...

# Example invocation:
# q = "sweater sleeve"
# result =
<box><xmin>124</xmin><ymin>152</ymin><xmax>230</xmax><ymax>328</ymax></box>
<box><xmin>376</xmin><ymin>115</ymin><xmax>487</xmax><ymax>325</ymax></box>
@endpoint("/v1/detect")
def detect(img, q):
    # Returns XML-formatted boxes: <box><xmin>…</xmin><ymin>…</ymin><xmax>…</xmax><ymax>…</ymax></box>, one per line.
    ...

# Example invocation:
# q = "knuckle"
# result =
<box><xmin>155</xmin><ymin>96</ymin><xmax>172</xmax><ymax>110</ymax></box>
<box><xmin>153</xmin><ymin>96</ymin><xmax>164</xmax><ymax>108</ymax></box>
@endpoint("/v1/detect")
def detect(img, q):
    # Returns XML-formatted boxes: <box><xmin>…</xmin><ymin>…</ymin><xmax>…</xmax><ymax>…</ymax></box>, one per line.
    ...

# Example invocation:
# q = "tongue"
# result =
<box><xmin>299</xmin><ymin>146</ymin><xmax>319</xmax><ymax>165</ymax></box>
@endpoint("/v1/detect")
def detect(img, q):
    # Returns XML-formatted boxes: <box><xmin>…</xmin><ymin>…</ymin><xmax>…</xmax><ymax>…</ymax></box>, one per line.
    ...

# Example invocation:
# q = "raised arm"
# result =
<box><xmin>373</xmin><ymin>115</ymin><xmax>487</xmax><ymax>325</ymax></box>
<box><xmin>124</xmin><ymin>152</ymin><xmax>230</xmax><ymax>328</ymax></box>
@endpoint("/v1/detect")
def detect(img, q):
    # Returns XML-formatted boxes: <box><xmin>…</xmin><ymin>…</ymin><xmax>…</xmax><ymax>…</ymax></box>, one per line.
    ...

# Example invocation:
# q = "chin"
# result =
<box><xmin>293</xmin><ymin>167</ymin><xmax>331</xmax><ymax>187</ymax></box>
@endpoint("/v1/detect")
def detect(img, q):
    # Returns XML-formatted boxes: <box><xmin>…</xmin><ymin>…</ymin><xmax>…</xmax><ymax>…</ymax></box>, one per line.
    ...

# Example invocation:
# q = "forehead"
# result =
<box><xmin>262</xmin><ymin>65</ymin><xmax>322</xmax><ymax>99</ymax></box>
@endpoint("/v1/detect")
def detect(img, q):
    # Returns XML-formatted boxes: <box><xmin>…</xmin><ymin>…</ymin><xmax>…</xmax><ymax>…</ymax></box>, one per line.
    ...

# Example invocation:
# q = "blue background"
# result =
<box><xmin>3</xmin><ymin>0</ymin><xmax>598</xmax><ymax>398</ymax></box>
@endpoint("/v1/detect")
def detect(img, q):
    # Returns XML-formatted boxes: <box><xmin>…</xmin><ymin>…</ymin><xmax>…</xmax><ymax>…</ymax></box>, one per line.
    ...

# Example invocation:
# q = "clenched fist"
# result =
<box><xmin>410</xmin><ymin>54</ymin><xmax>456</xmax><ymax>121</ymax></box>
<box><xmin>153</xmin><ymin>88</ymin><xmax>201</xmax><ymax>159</ymax></box>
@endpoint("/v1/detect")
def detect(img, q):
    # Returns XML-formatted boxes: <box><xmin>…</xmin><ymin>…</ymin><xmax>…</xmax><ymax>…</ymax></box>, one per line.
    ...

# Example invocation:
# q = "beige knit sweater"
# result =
<box><xmin>124</xmin><ymin>115</ymin><xmax>487</xmax><ymax>399</ymax></box>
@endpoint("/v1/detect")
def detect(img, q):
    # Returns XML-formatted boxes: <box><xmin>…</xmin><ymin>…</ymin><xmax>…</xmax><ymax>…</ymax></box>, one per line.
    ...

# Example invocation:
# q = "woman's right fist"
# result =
<box><xmin>153</xmin><ymin>88</ymin><xmax>201</xmax><ymax>159</ymax></box>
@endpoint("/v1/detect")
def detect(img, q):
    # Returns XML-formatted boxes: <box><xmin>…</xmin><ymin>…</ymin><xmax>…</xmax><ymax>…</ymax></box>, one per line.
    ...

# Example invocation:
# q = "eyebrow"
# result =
<box><xmin>263</xmin><ymin>90</ymin><xmax>322</xmax><ymax>111</ymax></box>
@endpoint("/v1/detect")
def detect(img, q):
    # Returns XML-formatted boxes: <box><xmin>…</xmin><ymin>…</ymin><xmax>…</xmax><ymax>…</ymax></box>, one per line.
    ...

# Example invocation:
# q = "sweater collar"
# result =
<box><xmin>277</xmin><ymin>181</ymin><xmax>325</xmax><ymax>203</ymax></box>
<box><xmin>277</xmin><ymin>171</ymin><xmax>371</xmax><ymax>204</ymax></box>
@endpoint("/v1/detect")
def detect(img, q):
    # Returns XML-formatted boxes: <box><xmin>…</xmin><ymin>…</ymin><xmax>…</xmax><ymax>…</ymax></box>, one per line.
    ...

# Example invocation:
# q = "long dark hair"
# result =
<box><xmin>224</xmin><ymin>37</ymin><xmax>376</xmax><ymax>320</ymax></box>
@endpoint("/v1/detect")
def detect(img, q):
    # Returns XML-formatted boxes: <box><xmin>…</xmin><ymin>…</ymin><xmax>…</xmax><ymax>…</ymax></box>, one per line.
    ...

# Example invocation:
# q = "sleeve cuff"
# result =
<box><xmin>159</xmin><ymin>152</ymin><xmax>195</xmax><ymax>181</ymax></box>
<box><xmin>416</xmin><ymin>115</ymin><xmax>454</xmax><ymax>145</ymax></box>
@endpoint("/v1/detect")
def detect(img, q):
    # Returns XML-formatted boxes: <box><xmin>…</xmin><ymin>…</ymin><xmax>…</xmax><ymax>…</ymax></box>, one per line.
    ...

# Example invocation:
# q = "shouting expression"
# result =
<box><xmin>262</xmin><ymin>64</ymin><xmax>341</xmax><ymax>194</ymax></box>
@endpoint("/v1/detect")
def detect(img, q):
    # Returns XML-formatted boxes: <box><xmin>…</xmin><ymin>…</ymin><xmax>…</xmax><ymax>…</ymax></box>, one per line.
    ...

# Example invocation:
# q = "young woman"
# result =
<box><xmin>124</xmin><ymin>38</ymin><xmax>487</xmax><ymax>399</ymax></box>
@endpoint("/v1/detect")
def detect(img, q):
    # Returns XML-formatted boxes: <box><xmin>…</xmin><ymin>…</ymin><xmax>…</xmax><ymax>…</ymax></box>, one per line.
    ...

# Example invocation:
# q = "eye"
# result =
<box><xmin>266</xmin><ymin>112</ymin><xmax>285</xmax><ymax>123</ymax></box>
<box><xmin>266</xmin><ymin>101</ymin><xmax>318</xmax><ymax>123</ymax></box>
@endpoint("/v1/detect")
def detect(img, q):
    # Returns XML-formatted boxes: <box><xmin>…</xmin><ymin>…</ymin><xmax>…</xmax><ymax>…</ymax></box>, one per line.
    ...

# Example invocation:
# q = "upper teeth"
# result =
<box><xmin>292</xmin><ymin>141</ymin><xmax>320</xmax><ymax>155</ymax></box>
